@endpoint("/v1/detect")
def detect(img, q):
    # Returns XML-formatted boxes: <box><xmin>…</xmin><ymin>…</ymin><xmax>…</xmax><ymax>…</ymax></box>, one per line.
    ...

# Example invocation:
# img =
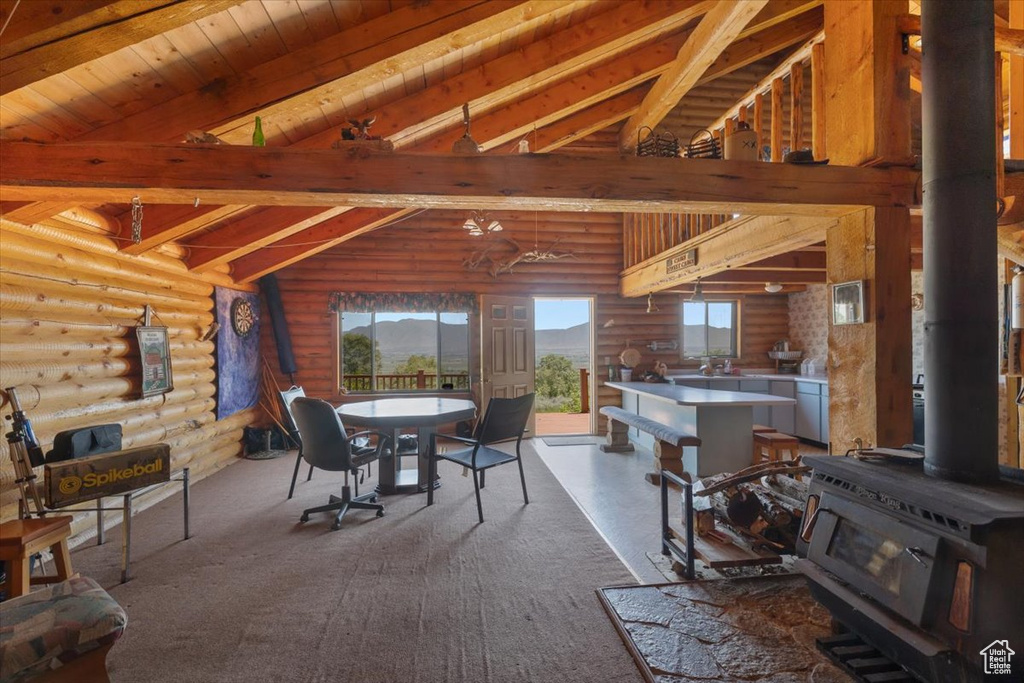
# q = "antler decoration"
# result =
<box><xmin>464</xmin><ymin>236</ymin><xmax>577</xmax><ymax>278</ymax></box>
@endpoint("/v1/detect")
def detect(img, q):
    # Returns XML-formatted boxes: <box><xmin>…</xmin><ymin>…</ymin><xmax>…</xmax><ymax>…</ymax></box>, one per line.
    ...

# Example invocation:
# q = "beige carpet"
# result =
<box><xmin>71</xmin><ymin>442</ymin><xmax>643</xmax><ymax>683</ymax></box>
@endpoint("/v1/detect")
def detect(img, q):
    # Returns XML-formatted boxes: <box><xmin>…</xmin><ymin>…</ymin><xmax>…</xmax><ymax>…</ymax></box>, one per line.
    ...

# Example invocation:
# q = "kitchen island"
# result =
<box><xmin>606</xmin><ymin>381</ymin><xmax>797</xmax><ymax>477</ymax></box>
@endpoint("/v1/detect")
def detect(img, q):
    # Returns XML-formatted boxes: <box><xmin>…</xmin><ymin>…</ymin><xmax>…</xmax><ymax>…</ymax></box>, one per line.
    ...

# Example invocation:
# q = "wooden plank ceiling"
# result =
<box><xmin>0</xmin><ymin>0</ymin><xmax>1011</xmax><ymax>292</ymax></box>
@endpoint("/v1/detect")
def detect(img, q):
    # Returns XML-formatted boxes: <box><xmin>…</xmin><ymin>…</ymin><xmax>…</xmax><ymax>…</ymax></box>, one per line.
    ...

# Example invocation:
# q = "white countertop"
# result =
<box><xmin>667</xmin><ymin>373</ymin><xmax>829</xmax><ymax>386</ymax></box>
<box><xmin>606</xmin><ymin>381</ymin><xmax>797</xmax><ymax>407</ymax></box>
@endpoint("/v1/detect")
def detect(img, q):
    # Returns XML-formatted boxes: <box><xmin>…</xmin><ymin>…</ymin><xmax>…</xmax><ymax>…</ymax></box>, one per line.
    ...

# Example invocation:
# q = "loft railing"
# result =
<box><xmin>342</xmin><ymin>372</ymin><xmax>470</xmax><ymax>392</ymax></box>
<box><xmin>623</xmin><ymin>212</ymin><xmax>730</xmax><ymax>269</ymax></box>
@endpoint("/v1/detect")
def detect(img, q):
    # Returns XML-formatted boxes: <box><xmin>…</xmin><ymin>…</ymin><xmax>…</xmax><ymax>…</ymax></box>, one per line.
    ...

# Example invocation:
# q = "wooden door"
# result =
<box><xmin>480</xmin><ymin>295</ymin><xmax>535</xmax><ymax>434</ymax></box>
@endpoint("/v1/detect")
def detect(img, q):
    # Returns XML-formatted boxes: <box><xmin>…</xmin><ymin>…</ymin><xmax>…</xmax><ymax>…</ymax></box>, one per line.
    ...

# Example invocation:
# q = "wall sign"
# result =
<box><xmin>137</xmin><ymin>326</ymin><xmax>173</xmax><ymax>397</ymax></box>
<box><xmin>665</xmin><ymin>249</ymin><xmax>697</xmax><ymax>274</ymax></box>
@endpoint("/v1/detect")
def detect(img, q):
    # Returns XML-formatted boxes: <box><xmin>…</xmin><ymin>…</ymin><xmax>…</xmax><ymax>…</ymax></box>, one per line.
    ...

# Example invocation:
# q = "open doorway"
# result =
<box><xmin>533</xmin><ymin>297</ymin><xmax>594</xmax><ymax>436</ymax></box>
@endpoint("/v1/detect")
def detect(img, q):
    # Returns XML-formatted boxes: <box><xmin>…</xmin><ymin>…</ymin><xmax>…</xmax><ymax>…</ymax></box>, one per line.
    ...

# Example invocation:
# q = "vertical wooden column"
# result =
<box><xmin>826</xmin><ymin>207</ymin><xmax>912</xmax><ymax>451</ymax></box>
<box><xmin>823</xmin><ymin>0</ymin><xmax>911</xmax><ymax>165</ymax></box>
<box><xmin>754</xmin><ymin>93</ymin><xmax>765</xmax><ymax>158</ymax></box>
<box><xmin>790</xmin><ymin>62</ymin><xmax>804</xmax><ymax>151</ymax></box>
<box><xmin>1011</xmin><ymin>0</ymin><xmax>1024</xmax><ymax>469</ymax></box>
<box><xmin>770</xmin><ymin>77</ymin><xmax>784</xmax><ymax>161</ymax></box>
<box><xmin>811</xmin><ymin>42</ymin><xmax>826</xmax><ymax>161</ymax></box>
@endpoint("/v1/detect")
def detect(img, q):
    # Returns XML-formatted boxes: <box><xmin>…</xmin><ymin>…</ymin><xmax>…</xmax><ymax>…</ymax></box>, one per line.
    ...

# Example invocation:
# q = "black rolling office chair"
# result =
<box><xmin>290</xmin><ymin>397</ymin><xmax>388</xmax><ymax>530</ymax></box>
<box><xmin>427</xmin><ymin>393</ymin><xmax>534</xmax><ymax>523</ymax></box>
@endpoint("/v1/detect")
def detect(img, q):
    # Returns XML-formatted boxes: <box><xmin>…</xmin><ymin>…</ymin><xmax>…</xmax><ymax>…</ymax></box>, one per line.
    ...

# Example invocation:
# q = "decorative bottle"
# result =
<box><xmin>252</xmin><ymin>116</ymin><xmax>265</xmax><ymax>147</ymax></box>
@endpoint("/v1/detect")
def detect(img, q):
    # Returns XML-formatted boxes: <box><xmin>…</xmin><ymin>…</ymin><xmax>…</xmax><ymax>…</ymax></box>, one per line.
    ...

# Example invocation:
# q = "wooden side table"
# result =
<box><xmin>0</xmin><ymin>516</ymin><xmax>74</xmax><ymax>599</ymax></box>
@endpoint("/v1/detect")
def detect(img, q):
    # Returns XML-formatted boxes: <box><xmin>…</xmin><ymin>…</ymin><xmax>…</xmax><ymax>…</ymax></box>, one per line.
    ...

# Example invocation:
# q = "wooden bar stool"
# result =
<box><xmin>752</xmin><ymin>424</ymin><xmax>777</xmax><ymax>434</ymax></box>
<box><xmin>752</xmin><ymin>432</ymin><xmax>801</xmax><ymax>479</ymax></box>
<box><xmin>0</xmin><ymin>516</ymin><xmax>74</xmax><ymax>599</ymax></box>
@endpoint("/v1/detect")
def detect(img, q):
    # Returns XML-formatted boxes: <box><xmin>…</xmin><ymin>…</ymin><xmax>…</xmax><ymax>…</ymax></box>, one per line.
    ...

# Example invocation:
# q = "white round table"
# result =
<box><xmin>336</xmin><ymin>397</ymin><xmax>477</xmax><ymax>494</ymax></box>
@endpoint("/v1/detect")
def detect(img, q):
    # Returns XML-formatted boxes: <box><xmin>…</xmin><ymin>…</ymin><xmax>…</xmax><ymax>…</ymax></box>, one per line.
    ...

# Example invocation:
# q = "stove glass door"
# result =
<box><xmin>808</xmin><ymin>492</ymin><xmax>941</xmax><ymax>626</ymax></box>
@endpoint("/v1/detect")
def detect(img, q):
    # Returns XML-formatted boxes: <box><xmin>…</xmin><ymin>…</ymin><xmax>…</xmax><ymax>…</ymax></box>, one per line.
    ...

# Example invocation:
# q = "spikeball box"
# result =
<box><xmin>45</xmin><ymin>444</ymin><xmax>171</xmax><ymax>508</ymax></box>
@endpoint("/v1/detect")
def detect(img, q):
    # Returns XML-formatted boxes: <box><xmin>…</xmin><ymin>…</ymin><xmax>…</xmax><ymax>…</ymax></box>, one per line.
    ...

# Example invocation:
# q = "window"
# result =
<box><xmin>339</xmin><ymin>310</ymin><xmax>470</xmax><ymax>392</ymax></box>
<box><xmin>680</xmin><ymin>300</ymin><xmax>738</xmax><ymax>358</ymax></box>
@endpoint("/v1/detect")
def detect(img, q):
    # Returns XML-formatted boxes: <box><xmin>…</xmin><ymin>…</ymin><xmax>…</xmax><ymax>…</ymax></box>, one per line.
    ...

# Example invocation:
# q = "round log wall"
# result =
<box><xmin>0</xmin><ymin>219</ymin><xmax>254</xmax><ymax>540</ymax></box>
<box><xmin>259</xmin><ymin>209</ymin><xmax>791</xmax><ymax>431</ymax></box>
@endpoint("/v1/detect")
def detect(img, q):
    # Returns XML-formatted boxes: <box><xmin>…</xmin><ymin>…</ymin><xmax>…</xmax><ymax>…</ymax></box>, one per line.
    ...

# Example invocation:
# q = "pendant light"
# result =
<box><xmin>764</xmin><ymin>282</ymin><xmax>783</xmax><ymax>293</ymax></box>
<box><xmin>689</xmin><ymin>278</ymin><xmax>705</xmax><ymax>303</ymax></box>
<box><xmin>646</xmin><ymin>293</ymin><xmax>659</xmax><ymax>314</ymax></box>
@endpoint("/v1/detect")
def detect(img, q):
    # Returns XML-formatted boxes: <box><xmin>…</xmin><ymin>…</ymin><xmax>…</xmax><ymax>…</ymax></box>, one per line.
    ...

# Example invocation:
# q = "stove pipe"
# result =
<box><xmin>922</xmin><ymin>0</ymin><xmax>1000</xmax><ymax>483</ymax></box>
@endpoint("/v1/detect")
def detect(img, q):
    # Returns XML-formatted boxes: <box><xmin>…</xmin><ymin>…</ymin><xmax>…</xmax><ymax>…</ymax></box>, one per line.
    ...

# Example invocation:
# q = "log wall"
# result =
<box><xmin>0</xmin><ymin>218</ymin><xmax>253</xmax><ymax>540</ymax></box>
<box><xmin>261</xmin><ymin>209</ymin><xmax>789</xmax><ymax>430</ymax></box>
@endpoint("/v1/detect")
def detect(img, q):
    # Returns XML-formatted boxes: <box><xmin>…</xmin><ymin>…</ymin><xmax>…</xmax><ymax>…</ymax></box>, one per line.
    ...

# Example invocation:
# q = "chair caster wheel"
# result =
<box><xmin>376</xmin><ymin>509</ymin><xmax>385</xmax><ymax>517</ymax></box>
<box><xmin>300</xmin><ymin>514</ymin><xmax>309</xmax><ymax>523</ymax></box>
<box><xmin>330</xmin><ymin>523</ymin><xmax>342</xmax><ymax>531</ymax></box>
<box><xmin>370</xmin><ymin>495</ymin><xmax>378</xmax><ymax>503</ymax></box>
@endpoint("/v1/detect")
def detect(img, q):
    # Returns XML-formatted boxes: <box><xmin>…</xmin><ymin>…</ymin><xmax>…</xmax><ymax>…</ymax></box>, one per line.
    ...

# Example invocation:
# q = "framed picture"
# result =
<box><xmin>137</xmin><ymin>326</ymin><xmax>174</xmax><ymax>397</ymax></box>
<box><xmin>832</xmin><ymin>280</ymin><xmax>866</xmax><ymax>325</ymax></box>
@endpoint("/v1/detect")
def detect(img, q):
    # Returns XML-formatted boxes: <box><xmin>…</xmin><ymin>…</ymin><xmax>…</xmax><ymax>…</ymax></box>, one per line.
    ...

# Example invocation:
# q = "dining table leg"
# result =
<box><xmin>417</xmin><ymin>425</ymin><xmax>440</xmax><ymax>493</ymax></box>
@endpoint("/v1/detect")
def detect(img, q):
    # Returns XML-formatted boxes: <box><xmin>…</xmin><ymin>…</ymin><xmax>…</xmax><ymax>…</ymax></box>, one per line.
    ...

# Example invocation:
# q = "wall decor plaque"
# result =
<box><xmin>137</xmin><ymin>326</ymin><xmax>173</xmax><ymax>397</ymax></box>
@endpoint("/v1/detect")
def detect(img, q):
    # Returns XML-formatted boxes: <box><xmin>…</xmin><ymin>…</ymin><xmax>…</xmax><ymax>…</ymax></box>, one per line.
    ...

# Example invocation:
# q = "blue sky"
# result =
<box><xmin>535</xmin><ymin>298</ymin><xmax>590</xmax><ymax>330</ymax></box>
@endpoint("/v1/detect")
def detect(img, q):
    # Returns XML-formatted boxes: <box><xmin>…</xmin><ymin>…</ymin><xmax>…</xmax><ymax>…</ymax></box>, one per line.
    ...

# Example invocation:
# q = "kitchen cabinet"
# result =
<box><xmin>769</xmin><ymin>381</ymin><xmax>796</xmax><ymax>433</ymax></box>
<box><xmin>677</xmin><ymin>380</ymin><xmax>708</xmax><ymax>389</ymax></box>
<box><xmin>795</xmin><ymin>381</ymin><xmax>828</xmax><ymax>444</ymax></box>
<box><xmin>739</xmin><ymin>380</ymin><xmax>770</xmax><ymax>425</ymax></box>
<box><xmin>820</xmin><ymin>383</ymin><xmax>830</xmax><ymax>446</ymax></box>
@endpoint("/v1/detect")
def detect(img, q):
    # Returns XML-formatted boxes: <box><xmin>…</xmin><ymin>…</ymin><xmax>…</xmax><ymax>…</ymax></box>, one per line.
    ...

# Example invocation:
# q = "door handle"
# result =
<box><xmin>905</xmin><ymin>546</ymin><xmax>930</xmax><ymax>566</ymax></box>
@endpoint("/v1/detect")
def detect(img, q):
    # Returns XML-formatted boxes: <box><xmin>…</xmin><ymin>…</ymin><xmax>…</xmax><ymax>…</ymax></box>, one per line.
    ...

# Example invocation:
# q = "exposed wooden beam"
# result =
<box><xmin>187</xmin><ymin>207</ymin><xmax>351</xmax><ymax>272</ymax></box>
<box><xmin>619</xmin><ymin>0</ymin><xmax>769</xmax><ymax>151</ymax></box>
<box><xmin>620</xmin><ymin>214</ymin><xmax>839</xmax><ymax>297</ymax></box>
<box><xmin>0</xmin><ymin>0</ymin><xmax>238</xmax><ymax>95</ymax></box>
<box><xmin>736</xmin><ymin>0</ymin><xmax>822</xmax><ymax>40</ymax></box>
<box><xmin>666</xmin><ymin>283</ymin><xmax>807</xmax><ymax>295</ymax></box>
<box><xmin>0</xmin><ymin>142</ymin><xmax>918</xmax><ymax>216</ymax></box>
<box><xmin>701</xmin><ymin>269</ymin><xmax>826</xmax><ymax>284</ymax></box>
<box><xmin>709</xmin><ymin>31</ymin><xmax>823</xmax><ymax>133</ymax></box>
<box><xmin>120</xmin><ymin>204</ymin><xmax>247</xmax><ymax>255</ymax></box>
<box><xmin>740</xmin><ymin>251</ymin><xmax>826</xmax><ymax>270</ymax></box>
<box><xmin>419</xmin><ymin>5</ymin><xmax>822</xmax><ymax>155</ymax></box>
<box><xmin>895</xmin><ymin>14</ymin><xmax>1024</xmax><ymax>57</ymax></box>
<box><xmin>80</xmin><ymin>1</ymin><xmax>564</xmax><ymax>144</ymax></box>
<box><xmin>1</xmin><ymin>1</ymin><xmax>156</xmax><ymax>58</ymax></box>
<box><xmin>229</xmin><ymin>209</ymin><xmax>413</xmax><ymax>284</ymax></box>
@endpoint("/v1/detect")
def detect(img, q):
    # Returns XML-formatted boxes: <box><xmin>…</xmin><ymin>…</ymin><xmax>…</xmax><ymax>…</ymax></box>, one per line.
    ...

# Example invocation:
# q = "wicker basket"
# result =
<box><xmin>768</xmin><ymin>351</ymin><xmax>803</xmax><ymax>360</ymax></box>
<box><xmin>636</xmin><ymin>127</ymin><xmax>680</xmax><ymax>158</ymax></box>
<box><xmin>684</xmin><ymin>129</ymin><xmax>721</xmax><ymax>159</ymax></box>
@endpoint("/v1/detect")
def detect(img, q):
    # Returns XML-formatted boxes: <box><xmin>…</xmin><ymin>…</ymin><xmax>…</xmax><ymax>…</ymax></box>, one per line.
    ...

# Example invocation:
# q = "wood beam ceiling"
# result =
<box><xmin>177</xmin><ymin>0</ymin><xmax>716</xmax><ymax>269</ymax></box>
<box><xmin>0</xmin><ymin>142</ymin><xmax>917</xmax><ymax>215</ymax></box>
<box><xmin>0</xmin><ymin>0</ymin><xmax>239</xmax><ymax>95</ymax></box>
<box><xmin>620</xmin><ymin>214</ymin><xmax>838</xmax><ymax>297</ymax></box>
<box><xmin>618</xmin><ymin>0</ymin><xmax>769</xmax><ymax>151</ymax></box>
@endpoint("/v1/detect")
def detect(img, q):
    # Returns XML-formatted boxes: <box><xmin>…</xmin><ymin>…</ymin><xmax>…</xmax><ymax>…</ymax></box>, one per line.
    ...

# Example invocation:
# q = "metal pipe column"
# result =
<box><xmin>922</xmin><ymin>0</ymin><xmax>999</xmax><ymax>482</ymax></box>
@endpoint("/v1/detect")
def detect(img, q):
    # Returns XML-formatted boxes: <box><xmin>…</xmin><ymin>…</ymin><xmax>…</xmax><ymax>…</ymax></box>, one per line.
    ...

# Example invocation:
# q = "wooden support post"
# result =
<box><xmin>1009</xmin><ymin>0</ymin><xmax>1023</xmax><ymax>470</ymax></box>
<box><xmin>653</xmin><ymin>440</ymin><xmax>684</xmax><ymax>477</ymax></box>
<box><xmin>811</xmin><ymin>42</ymin><xmax>827</xmax><ymax>162</ymax></box>
<box><xmin>580</xmin><ymin>368</ymin><xmax>590</xmax><ymax>414</ymax></box>
<box><xmin>823</xmin><ymin>0</ymin><xmax>912</xmax><ymax>166</ymax></box>
<box><xmin>790</xmin><ymin>62</ymin><xmax>804</xmax><ymax>151</ymax></box>
<box><xmin>826</xmin><ymin>207</ymin><xmax>912</xmax><ymax>451</ymax></box>
<box><xmin>738</xmin><ymin>105</ymin><xmax>747</xmax><ymax>124</ymax></box>
<box><xmin>754</xmin><ymin>93</ymin><xmax>765</xmax><ymax>160</ymax></box>
<box><xmin>771</xmin><ymin>77</ymin><xmax>784</xmax><ymax>161</ymax></box>
<box><xmin>601</xmin><ymin>418</ymin><xmax>634</xmax><ymax>453</ymax></box>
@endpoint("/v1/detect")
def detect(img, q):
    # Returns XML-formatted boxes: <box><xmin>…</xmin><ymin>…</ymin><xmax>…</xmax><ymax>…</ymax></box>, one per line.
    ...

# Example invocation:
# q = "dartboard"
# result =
<box><xmin>231</xmin><ymin>297</ymin><xmax>257</xmax><ymax>338</ymax></box>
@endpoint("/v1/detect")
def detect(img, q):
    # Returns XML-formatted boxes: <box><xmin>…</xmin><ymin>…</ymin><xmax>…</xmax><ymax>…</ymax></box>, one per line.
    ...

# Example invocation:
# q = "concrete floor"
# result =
<box><xmin>534</xmin><ymin>438</ymin><xmax>826</xmax><ymax>585</ymax></box>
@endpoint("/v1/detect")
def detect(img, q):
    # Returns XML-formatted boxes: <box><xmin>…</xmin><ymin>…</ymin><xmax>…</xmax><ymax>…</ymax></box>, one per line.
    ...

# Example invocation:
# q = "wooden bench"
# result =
<box><xmin>599</xmin><ymin>406</ymin><xmax>701</xmax><ymax>482</ymax></box>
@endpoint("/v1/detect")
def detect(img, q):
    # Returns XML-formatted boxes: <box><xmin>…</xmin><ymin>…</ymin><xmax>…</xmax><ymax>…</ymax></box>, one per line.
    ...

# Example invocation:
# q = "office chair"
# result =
<box><xmin>281</xmin><ymin>385</ymin><xmax>311</xmax><ymax>499</ymax></box>
<box><xmin>283</xmin><ymin>386</ymin><xmax>372</xmax><ymax>499</ymax></box>
<box><xmin>290</xmin><ymin>397</ymin><xmax>387</xmax><ymax>530</ymax></box>
<box><xmin>427</xmin><ymin>393</ymin><xmax>534</xmax><ymax>523</ymax></box>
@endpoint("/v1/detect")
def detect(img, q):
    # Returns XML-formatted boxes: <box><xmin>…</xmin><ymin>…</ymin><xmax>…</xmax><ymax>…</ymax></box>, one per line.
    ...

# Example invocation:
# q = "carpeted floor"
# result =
<box><xmin>71</xmin><ymin>442</ymin><xmax>643</xmax><ymax>683</ymax></box>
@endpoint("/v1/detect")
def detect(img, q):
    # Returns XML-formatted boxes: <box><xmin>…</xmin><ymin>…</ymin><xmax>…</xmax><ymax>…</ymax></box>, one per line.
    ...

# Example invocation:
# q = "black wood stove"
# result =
<box><xmin>795</xmin><ymin>455</ymin><xmax>1024</xmax><ymax>681</ymax></box>
<box><xmin>795</xmin><ymin>2</ymin><xmax>1024</xmax><ymax>681</ymax></box>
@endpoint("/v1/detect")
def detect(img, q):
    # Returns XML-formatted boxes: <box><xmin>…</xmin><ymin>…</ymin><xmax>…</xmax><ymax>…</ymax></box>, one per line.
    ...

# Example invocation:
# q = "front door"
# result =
<box><xmin>480</xmin><ymin>295</ymin><xmax>535</xmax><ymax>434</ymax></box>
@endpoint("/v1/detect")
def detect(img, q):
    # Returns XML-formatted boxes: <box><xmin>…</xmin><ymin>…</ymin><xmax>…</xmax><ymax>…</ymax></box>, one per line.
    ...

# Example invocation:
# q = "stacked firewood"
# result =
<box><xmin>691</xmin><ymin>460</ymin><xmax>810</xmax><ymax>554</ymax></box>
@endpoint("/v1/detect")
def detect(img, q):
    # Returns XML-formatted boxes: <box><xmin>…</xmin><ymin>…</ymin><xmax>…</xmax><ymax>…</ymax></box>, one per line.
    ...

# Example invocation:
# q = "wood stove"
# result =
<box><xmin>795</xmin><ymin>455</ymin><xmax>1024</xmax><ymax>681</ymax></box>
<box><xmin>795</xmin><ymin>2</ymin><xmax>1024</xmax><ymax>681</ymax></box>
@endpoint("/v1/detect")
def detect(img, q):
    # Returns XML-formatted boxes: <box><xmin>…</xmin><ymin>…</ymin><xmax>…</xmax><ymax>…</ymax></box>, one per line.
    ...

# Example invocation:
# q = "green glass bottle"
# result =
<box><xmin>252</xmin><ymin>116</ymin><xmax>265</xmax><ymax>147</ymax></box>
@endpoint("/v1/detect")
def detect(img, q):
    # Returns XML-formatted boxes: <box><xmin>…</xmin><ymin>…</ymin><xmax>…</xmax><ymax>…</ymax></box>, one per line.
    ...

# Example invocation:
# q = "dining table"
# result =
<box><xmin>335</xmin><ymin>397</ymin><xmax>477</xmax><ymax>494</ymax></box>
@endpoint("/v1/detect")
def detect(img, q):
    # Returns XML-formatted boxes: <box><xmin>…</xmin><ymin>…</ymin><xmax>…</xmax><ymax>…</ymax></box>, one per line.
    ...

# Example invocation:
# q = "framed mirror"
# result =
<box><xmin>832</xmin><ymin>280</ymin><xmax>865</xmax><ymax>325</ymax></box>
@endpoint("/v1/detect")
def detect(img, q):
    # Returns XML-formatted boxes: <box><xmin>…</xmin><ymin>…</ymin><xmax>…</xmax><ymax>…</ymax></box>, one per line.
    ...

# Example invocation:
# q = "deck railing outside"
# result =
<box><xmin>342</xmin><ymin>372</ymin><xmax>470</xmax><ymax>392</ymax></box>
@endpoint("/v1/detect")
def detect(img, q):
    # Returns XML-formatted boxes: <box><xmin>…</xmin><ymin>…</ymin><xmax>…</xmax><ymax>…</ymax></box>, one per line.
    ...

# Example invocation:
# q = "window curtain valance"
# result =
<box><xmin>328</xmin><ymin>292</ymin><xmax>478</xmax><ymax>314</ymax></box>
